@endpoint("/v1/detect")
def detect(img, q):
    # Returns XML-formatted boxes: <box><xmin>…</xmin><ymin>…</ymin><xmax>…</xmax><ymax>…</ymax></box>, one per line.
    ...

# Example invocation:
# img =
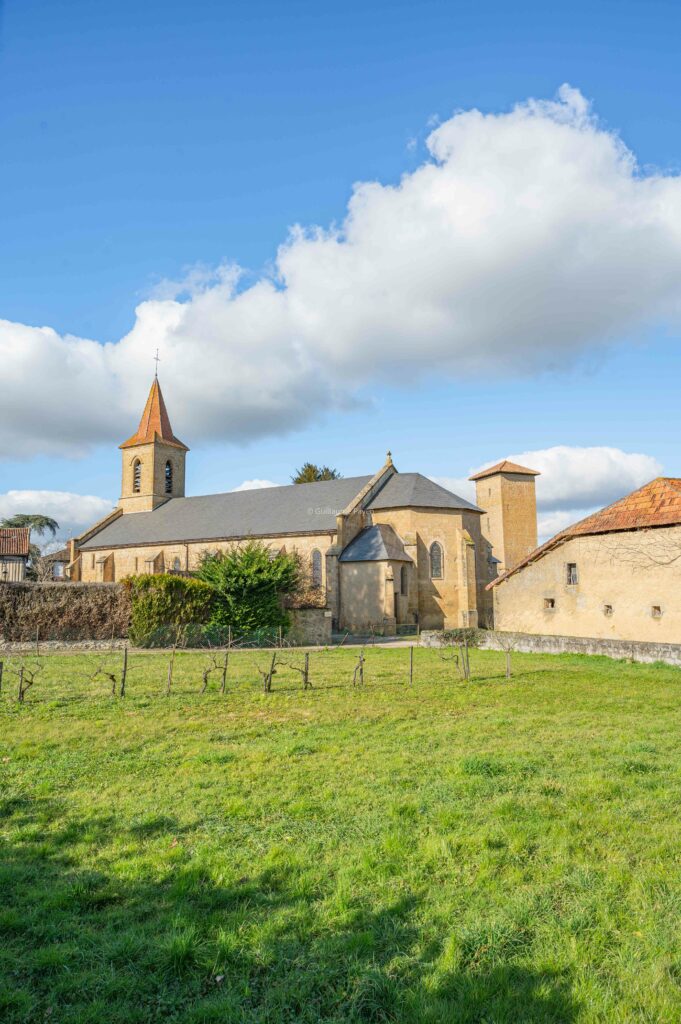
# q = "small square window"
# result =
<box><xmin>603</xmin><ymin>604</ymin><xmax>613</xmax><ymax>617</ymax></box>
<box><xmin>652</xmin><ymin>605</ymin><xmax>663</xmax><ymax>619</ymax></box>
<box><xmin>566</xmin><ymin>563</ymin><xmax>578</xmax><ymax>586</ymax></box>
<box><xmin>544</xmin><ymin>598</ymin><xmax>556</xmax><ymax>611</ymax></box>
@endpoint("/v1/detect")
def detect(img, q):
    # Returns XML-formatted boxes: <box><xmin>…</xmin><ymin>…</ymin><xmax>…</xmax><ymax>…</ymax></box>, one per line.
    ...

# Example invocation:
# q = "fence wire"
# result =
<box><xmin>0</xmin><ymin>627</ymin><xmax>492</xmax><ymax>705</ymax></box>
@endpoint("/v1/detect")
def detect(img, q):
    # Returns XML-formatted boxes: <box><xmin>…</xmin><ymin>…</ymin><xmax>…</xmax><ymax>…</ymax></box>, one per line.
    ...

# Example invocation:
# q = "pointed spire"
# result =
<box><xmin>119</xmin><ymin>377</ymin><xmax>189</xmax><ymax>451</ymax></box>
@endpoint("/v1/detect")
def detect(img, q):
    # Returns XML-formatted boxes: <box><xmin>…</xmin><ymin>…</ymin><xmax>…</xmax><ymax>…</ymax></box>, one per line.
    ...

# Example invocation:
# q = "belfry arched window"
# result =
<box><xmin>165</xmin><ymin>460</ymin><xmax>173</xmax><ymax>494</ymax></box>
<box><xmin>430</xmin><ymin>542</ymin><xmax>443</xmax><ymax>579</ymax></box>
<box><xmin>133</xmin><ymin>459</ymin><xmax>141</xmax><ymax>494</ymax></box>
<box><xmin>311</xmin><ymin>549</ymin><xmax>322</xmax><ymax>587</ymax></box>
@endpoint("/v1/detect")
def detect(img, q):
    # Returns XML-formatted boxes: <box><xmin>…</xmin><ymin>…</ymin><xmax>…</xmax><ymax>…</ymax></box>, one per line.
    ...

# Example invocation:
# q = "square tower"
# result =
<box><xmin>118</xmin><ymin>377</ymin><xmax>189</xmax><ymax>513</ymax></box>
<box><xmin>470</xmin><ymin>460</ymin><xmax>539</xmax><ymax>576</ymax></box>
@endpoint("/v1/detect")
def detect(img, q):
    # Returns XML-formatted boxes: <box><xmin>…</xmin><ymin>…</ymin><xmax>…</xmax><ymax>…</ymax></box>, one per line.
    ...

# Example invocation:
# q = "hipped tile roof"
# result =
<box><xmin>0</xmin><ymin>527</ymin><xmax>31</xmax><ymax>557</ymax></box>
<box><xmin>490</xmin><ymin>477</ymin><xmax>681</xmax><ymax>588</ymax></box>
<box><xmin>469</xmin><ymin>460</ymin><xmax>540</xmax><ymax>481</ymax></box>
<box><xmin>119</xmin><ymin>377</ymin><xmax>188</xmax><ymax>451</ymax></box>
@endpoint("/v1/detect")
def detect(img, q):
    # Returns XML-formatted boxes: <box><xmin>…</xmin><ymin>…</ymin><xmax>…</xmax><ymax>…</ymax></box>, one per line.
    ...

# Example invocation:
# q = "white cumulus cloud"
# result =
<box><xmin>498</xmin><ymin>445</ymin><xmax>662</xmax><ymax>511</ymax></box>
<box><xmin>3</xmin><ymin>84</ymin><xmax>681</xmax><ymax>457</ymax></box>
<box><xmin>0</xmin><ymin>490</ymin><xmax>114</xmax><ymax>544</ymax></box>
<box><xmin>231</xmin><ymin>479</ymin><xmax>280</xmax><ymax>491</ymax></box>
<box><xmin>434</xmin><ymin>444</ymin><xmax>663</xmax><ymax>544</ymax></box>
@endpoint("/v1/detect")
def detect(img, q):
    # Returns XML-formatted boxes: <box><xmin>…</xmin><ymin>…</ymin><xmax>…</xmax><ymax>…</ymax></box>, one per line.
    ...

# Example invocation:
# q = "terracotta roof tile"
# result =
<box><xmin>469</xmin><ymin>460</ymin><xmax>540</xmax><ymax>481</ymax></box>
<box><xmin>489</xmin><ymin>477</ymin><xmax>681</xmax><ymax>588</ymax></box>
<box><xmin>119</xmin><ymin>377</ymin><xmax>188</xmax><ymax>451</ymax></box>
<box><xmin>0</xmin><ymin>527</ymin><xmax>31</xmax><ymax>557</ymax></box>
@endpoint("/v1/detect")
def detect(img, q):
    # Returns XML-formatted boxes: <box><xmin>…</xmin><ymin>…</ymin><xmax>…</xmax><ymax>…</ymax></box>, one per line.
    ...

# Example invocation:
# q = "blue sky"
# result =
<box><xmin>1</xmin><ymin>0</ymin><xmax>680</xmax><ymax>539</ymax></box>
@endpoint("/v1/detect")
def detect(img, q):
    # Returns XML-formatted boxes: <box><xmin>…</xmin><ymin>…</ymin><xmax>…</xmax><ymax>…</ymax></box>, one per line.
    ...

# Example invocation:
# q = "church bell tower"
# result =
<box><xmin>118</xmin><ymin>376</ymin><xmax>189</xmax><ymax>513</ymax></box>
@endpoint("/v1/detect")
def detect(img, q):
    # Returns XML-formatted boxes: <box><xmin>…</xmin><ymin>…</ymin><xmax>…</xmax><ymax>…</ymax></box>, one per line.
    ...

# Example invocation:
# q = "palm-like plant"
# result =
<box><xmin>0</xmin><ymin>514</ymin><xmax>59</xmax><ymax>538</ymax></box>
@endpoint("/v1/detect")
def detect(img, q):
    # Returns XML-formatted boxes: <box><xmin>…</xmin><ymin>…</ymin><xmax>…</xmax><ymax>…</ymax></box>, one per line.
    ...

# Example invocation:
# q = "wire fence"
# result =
<box><xmin>0</xmin><ymin>626</ymin><xmax>497</xmax><ymax>705</ymax></box>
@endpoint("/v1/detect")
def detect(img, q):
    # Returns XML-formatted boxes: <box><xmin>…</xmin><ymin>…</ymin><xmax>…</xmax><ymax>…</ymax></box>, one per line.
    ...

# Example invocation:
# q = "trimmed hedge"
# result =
<box><xmin>124</xmin><ymin>575</ymin><xmax>216</xmax><ymax>647</ymax></box>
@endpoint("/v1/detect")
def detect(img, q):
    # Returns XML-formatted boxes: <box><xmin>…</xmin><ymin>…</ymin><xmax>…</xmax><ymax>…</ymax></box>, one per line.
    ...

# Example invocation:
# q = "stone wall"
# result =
<box><xmin>0</xmin><ymin>581</ymin><xmax>131</xmax><ymax>644</ymax></box>
<box><xmin>491</xmin><ymin>528</ymin><xmax>681</xmax><ymax>644</ymax></box>
<box><xmin>288</xmin><ymin>607</ymin><xmax>333</xmax><ymax>646</ymax></box>
<box><xmin>420</xmin><ymin>628</ymin><xmax>681</xmax><ymax>667</ymax></box>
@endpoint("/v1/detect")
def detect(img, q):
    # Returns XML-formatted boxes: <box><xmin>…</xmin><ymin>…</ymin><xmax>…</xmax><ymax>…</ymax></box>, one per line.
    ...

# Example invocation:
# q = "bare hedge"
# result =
<box><xmin>0</xmin><ymin>582</ymin><xmax>131</xmax><ymax>642</ymax></box>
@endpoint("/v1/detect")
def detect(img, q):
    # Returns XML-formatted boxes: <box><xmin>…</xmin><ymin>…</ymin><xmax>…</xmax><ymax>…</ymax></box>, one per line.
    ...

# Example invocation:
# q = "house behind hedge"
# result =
<box><xmin>0</xmin><ymin>528</ymin><xmax>31</xmax><ymax>582</ymax></box>
<box><xmin>69</xmin><ymin>376</ymin><xmax>539</xmax><ymax>633</ymax></box>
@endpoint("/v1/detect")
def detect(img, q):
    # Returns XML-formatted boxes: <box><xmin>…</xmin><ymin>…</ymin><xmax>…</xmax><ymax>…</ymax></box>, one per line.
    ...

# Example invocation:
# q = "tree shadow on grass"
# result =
<box><xmin>0</xmin><ymin>804</ymin><xmax>579</xmax><ymax>1024</ymax></box>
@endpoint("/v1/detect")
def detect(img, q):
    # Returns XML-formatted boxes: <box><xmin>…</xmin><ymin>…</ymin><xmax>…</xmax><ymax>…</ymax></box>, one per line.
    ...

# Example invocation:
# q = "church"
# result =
<box><xmin>69</xmin><ymin>376</ymin><xmax>540</xmax><ymax>633</ymax></box>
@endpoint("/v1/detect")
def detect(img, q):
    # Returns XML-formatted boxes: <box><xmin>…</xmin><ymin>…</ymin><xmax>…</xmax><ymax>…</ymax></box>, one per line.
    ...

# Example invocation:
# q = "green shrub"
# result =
<box><xmin>196</xmin><ymin>541</ymin><xmax>299</xmax><ymax>635</ymax></box>
<box><xmin>124</xmin><ymin>575</ymin><xmax>216</xmax><ymax>647</ymax></box>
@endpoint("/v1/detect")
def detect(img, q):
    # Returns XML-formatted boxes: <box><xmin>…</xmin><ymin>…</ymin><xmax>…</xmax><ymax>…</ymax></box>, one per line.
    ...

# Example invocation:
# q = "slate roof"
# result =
<box><xmin>79</xmin><ymin>476</ymin><xmax>373</xmax><ymax>549</ymax></box>
<box><xmin>0</xmin><ymin>528</ymin><xmax>31</xmax><ymax>558</ymax></box>
<box><xmin>469</xmin><ymin>460</ymin><xmax>540</xmax><ymax>481</ymax></box>
<box><xmin>367</xmin><ymin>473</ymin><xmax>480</xmax><ymax>512</ymax></box>
<box><xmin>79</xmin><ymin>470</ymin><xmax>480</xmax><ymax>551</ymax></box>
<box><xmin>120</xmin><ymin>377</ymin><xmax>188</xmax><ymax>451</ymax></box>
<box><xmin>339</xmin><ymin>524</ymin><xmax>412</xmax><ymax>563</ymax></box>
<box><xmin>490</xmin><ymin>477</ymin><xmax>681</xmax><ymax>588</ymax></box>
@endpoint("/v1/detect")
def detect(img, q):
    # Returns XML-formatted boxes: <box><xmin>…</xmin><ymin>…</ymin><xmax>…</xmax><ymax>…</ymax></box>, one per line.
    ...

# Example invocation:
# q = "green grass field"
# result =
<box><xmin>2</xmin><ymin>646</ymin><xmax>681</xmax><ymax>1023</ymax></box>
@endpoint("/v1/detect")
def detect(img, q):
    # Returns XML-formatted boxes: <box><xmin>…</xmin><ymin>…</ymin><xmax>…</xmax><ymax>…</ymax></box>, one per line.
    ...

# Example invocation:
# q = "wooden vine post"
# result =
<box><xmin>120</xmin><ymin>646</ymin><xmax>128</xmax><ymax>697</ymax></box>
<box><xmin>220</xmin><ymin>650</ymin><xmax>229</xmax><ymax>695</ymax></box>
<box><xmin>166</xmin><ymin>643</ymin><xmax>177</xmax><ymax>696</ymax></box>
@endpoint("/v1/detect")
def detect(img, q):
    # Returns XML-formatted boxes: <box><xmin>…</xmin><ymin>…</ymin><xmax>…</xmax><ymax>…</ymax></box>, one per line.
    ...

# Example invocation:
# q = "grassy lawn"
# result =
<box><xmin>2</xmin><ymin>646</ymin><xmax>681</xmax><ymax>1023</ymax></box>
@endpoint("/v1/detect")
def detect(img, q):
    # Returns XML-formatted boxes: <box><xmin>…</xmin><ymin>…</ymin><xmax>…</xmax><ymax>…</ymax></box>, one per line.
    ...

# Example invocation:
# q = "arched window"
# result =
<box><xmin>430</xmin><ymin>542</ymin><xmax>443</xmax><ymax>579</ymax></box>
<box><xmin>311</xmin><ymin>549</ymin><xmax>322</xmax><ymax>587</ymax></box>
<box><xmin>400</xmin><ymin>565</ymin><xmax>408</xmax><ymax>595</ymax></box>
<box><xmin>172</xmin><ymin>557</ymin><xmax>181</xmax><ymax>571</ymax></box>
<box><xmin>165</xmin><ymin>460</ymin><xmax>173</xmax><ymax>494</ymax></box>
<box><xmin>133</xmin><ymin>459</ymin><xmax>141</xmax><ymax>493</ymax></box>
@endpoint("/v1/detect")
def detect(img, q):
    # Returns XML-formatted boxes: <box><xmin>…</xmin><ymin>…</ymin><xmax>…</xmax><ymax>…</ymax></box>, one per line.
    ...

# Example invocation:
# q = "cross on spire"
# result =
<box><xmin>153</xmin><ymin>348</ymin><xmax>161</xmax><ymax>378</ymax></box>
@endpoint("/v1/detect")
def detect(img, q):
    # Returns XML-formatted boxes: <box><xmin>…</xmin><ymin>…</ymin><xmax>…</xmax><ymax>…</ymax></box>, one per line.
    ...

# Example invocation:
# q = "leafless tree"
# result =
<box><xmin>352</xmin><ymin>649</ymin><xmax>366</xmax><ymax>687</ymax></box>
<box><xmin>495</xmin><ymin>633</ymin><xmax>518</xmax><ymax>679</ymax></box>
<box><xmin>7</xmin><ymin>654</ymin><xmax>44</xmax><ymax>703</ymax></box>
<box><xmin>254</xmin><ymin>651</ymin><xmax>278</xmax><ymax>693</ymax></box>
<box><xmin>82</xmin><ymin>649</ymin><xmax>127</xmax><ymax>697</ymax></box>
<box><xmin>29</xmin><ymin>554</ymin><xmax>57</xmax><ymax>583</ymax></box>
<box><xmin>279</xmin><ymin>651</ymin><xmax>312</xmax><ymax>689</ymax></box>
<box><xmin>610</xmin><ymin>529</ymin><xmax>681</xmax><ymax>570</ymax></box>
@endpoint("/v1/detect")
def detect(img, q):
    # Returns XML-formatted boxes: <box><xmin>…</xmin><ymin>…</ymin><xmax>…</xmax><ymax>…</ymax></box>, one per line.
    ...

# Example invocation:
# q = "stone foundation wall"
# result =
<box><xmin>0</xmin><ymin>581</ymin><xmax>131</xmax><ymax>644</ymax></box>
<box><xmin>420</xmin><ymin>628</ymin><xmax>681</xmax><ymax>667</ymax></box>
<box><xmin>288</xmin><ymin>608</ymin><xmax>333</xmax><ymax>647</ymax></box>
